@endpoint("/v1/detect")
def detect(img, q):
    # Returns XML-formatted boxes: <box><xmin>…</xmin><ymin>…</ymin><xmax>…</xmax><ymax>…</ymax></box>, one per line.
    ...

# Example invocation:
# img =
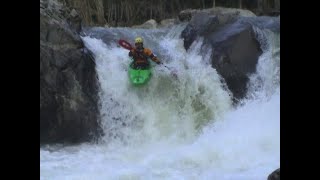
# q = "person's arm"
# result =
<box><xmin>145</xmin><ymin>48</ymin><xmax>161</xmax><ymax>64</ymax></box>
<box><xmin>151</xmin><ymin>55</ymin><xmax>161</xmax><ymax>64</ymax></box>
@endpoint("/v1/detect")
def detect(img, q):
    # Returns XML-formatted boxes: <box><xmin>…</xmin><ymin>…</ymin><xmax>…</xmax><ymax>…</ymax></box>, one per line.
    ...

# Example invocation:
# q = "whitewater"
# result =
<box><xmin>40</xmin><ymin>24</ymin><xmax>280</xmax><ymax>180</ymax></box>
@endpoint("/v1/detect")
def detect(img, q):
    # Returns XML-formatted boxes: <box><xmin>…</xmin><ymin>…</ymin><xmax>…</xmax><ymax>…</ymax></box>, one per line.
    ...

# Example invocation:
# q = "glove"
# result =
<box><xmin>152</xmin><ymin>57</ymin><xmax>161</xmax><ymax>64</ymax></box>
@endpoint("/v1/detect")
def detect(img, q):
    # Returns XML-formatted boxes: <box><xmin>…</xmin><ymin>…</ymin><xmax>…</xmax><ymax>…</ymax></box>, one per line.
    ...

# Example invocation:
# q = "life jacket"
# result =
<box><xmin>131</xmin><ymin>48</ymin><xmax>153</xmax><ymax>64</ymax></box>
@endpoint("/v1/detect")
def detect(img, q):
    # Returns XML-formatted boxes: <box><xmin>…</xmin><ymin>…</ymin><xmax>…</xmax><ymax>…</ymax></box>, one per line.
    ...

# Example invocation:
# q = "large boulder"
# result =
<box><xmin>40</xmin><ymin>0</ymin><xmax>102</xmax><ymax>144</ymax></box>
<box><xmin>181</xmin><ymin>12</ymin><xmax>221</xmax><ymax>50</ymax></box>
<box><xmin>158</xmin><ymin>18</ymin><xmax>179</xmax><ymax>28</ymax></box>
<box><xmin>132</xmin><ymin>19</ymin><xmax>158</xmax><ymax>29</ymax></box>
<box><xmin>209</xmin><ymin>20</ymin><xmax>262</xmax><ymax>103</ymax></box>
<box><xmin>180</xmin><ymin>8</ymin><xmax>279</xmax><ymax>103</ymax></box>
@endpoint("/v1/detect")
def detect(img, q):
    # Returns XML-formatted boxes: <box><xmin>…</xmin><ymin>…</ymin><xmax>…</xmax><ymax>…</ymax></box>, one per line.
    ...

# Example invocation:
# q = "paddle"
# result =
<box><xmin>118</xmin><ymin>39</ymin><xmax>133</xmax><ymax>51</ymax></box>
<box><xmin>118</xmin><ymin>39</ymin><xmax>178</xmax><ymax>78</ymax></box>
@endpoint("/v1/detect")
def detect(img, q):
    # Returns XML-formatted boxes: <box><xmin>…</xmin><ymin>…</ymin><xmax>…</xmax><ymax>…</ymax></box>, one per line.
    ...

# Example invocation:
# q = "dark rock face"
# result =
<box><xmin>40</xmin><ymin>0</ymin><xmax>102</xmax><ymax>144</ymax></box>
<box><xmin>180</xmin><ymin>9</ymin><xmax>280</xmax><ymax>103</ymax></box>
<box><xmin>209</xmin><ymin>22</ymin><xmax>262</xmax><ymax>102</ymax></box>
<box><xmin>181</xmin><ymin>12</ymin><xmax>220</xmax><ymax>50</ymax></box>
<box><xmin>268</xmin><ymin>168</ymin><xmax>280</xmax><ymax>180</ymax></box>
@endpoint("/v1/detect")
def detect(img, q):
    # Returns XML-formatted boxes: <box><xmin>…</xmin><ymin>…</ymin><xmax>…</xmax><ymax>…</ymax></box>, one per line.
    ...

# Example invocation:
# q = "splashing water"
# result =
<box><xmin>41</xmin><ymin>24</ymin><xmax>279</xmax><ymax>180</ymax></box>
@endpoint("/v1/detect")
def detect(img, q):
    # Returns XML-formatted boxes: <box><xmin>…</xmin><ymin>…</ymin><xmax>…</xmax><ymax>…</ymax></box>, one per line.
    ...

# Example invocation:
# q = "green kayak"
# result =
<box><xmin>128</xmin><ymin>62</ymin><xmax>152</xmax><ymax>85</ymax></box>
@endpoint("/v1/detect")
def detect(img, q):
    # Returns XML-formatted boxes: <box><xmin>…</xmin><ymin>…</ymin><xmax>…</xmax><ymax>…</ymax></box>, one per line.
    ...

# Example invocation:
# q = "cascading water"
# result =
<box><xmin>40</xmin><ymin>21</ymin><xmax>279</xmax><ymax>180</ymax></box>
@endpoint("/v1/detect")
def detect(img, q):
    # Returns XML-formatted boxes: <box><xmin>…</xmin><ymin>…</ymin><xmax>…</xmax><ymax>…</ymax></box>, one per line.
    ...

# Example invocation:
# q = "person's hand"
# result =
<box><xmin>152</xmin><ymin>57</ymin><xmax>160</xmax><ymax>64</ymax></box>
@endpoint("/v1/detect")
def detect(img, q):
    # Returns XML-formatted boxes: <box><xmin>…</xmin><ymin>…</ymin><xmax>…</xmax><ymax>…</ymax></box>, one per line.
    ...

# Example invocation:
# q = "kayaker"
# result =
<box><xmin>129</xmin><ymin>37</ymin><xmax>161</xmax><ymax>69</ymax></box>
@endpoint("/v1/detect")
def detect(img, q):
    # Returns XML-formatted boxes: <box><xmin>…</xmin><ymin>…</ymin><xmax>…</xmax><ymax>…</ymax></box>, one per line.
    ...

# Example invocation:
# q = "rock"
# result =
<box><xmin>40</xmin><ymin>0</ymin><xmax>102</xmax><ymax>144</ymax></box>
<box><xmin>132</xmin><ymin>19</ymin><xmax>158</xmax><ymax>29</ymax></box>
<box><xmin>180</xmin><ymin>10</ymin><xmax>277</xmax><ymax>104</ymax></box>
<box><xmin>158</xmin><ymin>18</ymin><xmax>179</xmax><ymax>28</ymax></box>
<box><xmin>209</xmin><ymin>22</ymin><xmax>262</xmax><ymax>102</ymax></box>
<box><xmin>181</xmin><ymin>12</ymin><xmax>220</xmax><ymax>50</ymax></box>
<box><xmin>268</xmin><ymin>168</ymin><xmax>280</xmax><ymax>180</ymax></box>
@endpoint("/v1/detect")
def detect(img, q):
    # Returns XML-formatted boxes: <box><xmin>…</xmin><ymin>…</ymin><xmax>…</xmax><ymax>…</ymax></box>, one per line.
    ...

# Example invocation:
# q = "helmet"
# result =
<box><xmin>135</xmin><ymin>37</ymin><xmax>143</xmax><ymax>44</ymax></box>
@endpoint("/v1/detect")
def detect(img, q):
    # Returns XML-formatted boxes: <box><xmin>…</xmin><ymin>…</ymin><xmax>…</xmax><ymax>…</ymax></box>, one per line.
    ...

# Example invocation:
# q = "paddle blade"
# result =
<box><xmin>118</xmin><ymin>39</ymin><xmax>133</xmax><ymax>50</ymax></box>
